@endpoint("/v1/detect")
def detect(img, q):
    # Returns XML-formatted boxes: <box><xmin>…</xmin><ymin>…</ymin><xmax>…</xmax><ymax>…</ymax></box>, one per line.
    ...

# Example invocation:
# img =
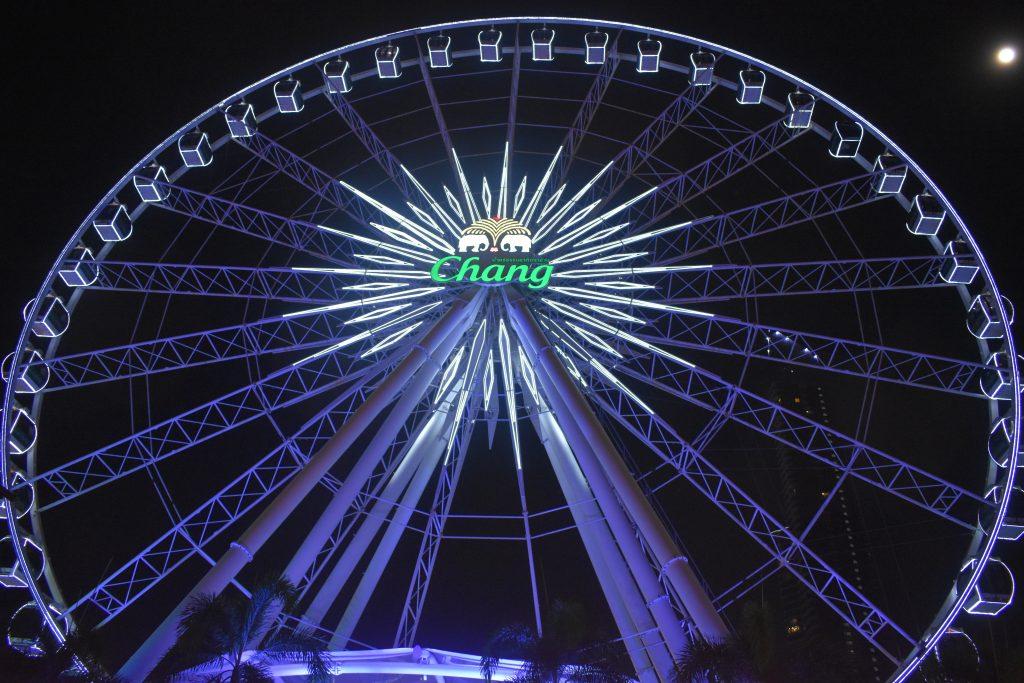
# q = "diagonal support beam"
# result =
<box><xmin>573</xmin><ymin>117</ymin><xmax>800</xmax><ymax>241</ymax></box>
<box><xmin>416</xmin><ymin>39</ymin><xmax>459</xmax><ymax>183</ymax></box>
<box><xmin>61</xmin><ymin>369</ymin><xmax>387</xmax><ymax>625</ymax></box>
<box><xmin>394</xmin><ymin>391</ymin><xmax>481</xmax><ymax>647</ymax></box>
<box><xmin>547</xmin><ymin>304</ymin><xmax>992</xmax><ymax>528</ymax></box>
<box><xmin>661</xmin><ymin>171</ymin><xmax>899</xmax><ymax>261</ymax></box>
<box><xmin>35</xmin><ymin>310</ymin><xmax>352</xmax><ymax>391</ymax></box>
<box><xmin>591</xmin><ymin>84</ymin><xmax>717</xmax><ymax>207</ymax></box>
<box><xmin>553</xmin><ymin>32</ymin><xmax>621</xmax><ymax>187</ymax></box>
<box><xmin>23</xmin><ymin>331</ymin><xmax>399</xmax><ymax>510</ymax></box>
<box><xmin>642</xmin><ymin>312</ymin><xmax>987</xmax><ymax>396</ymax></box>
<box><xmin>608</xmin><ymin>306</ymin><xmax>989</xmax><ymax>396</ymax></box>
<box><xmin>548</xmin><ymin>328</ymin><xmax>914</xmax><ymax>662</ymax></box>
<box><xmin>235</xmin><ymin>132</ymin><xmax>387</xmax><ymax>228</ymax></box>
<box><xmin>74</xmin><ymin>261</ymin><xmax>354</xmax><ymax>303</ymax></box>
<box><xmin>324</xmin><ymin>91</ymin><xmax>418</xmax><ymax>202</ymax></box>
<box><xmin>149</xmin><ymin>179</ymin><xmax>358</xmax><ymax>266</ymax></box>
<box><xmin>556</xmin><ymin>256</ymin><xmax>958</xmax><ymax>302</ymax></box>
<box><xmin>507</xmin><ymin>290</ymin><xmax>729</xmax><ymax>644</ymax></box>
<box><xmin>118</xmin><ymin>291</ymin><xmax>483</xmax><ymax>682</ymax></box>
<box><xmin>294</xmin><ymin>395</ymin><xmax>437</xmax><ymax>602</ymax></box>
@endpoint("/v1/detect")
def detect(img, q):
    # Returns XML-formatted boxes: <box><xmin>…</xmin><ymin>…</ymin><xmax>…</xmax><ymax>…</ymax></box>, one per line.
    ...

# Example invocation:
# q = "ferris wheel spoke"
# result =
<box><xmin>395</xmin><ymin>387</ymin><xmax>483</xmax><ymax>651</ymax></box>
<box><xmin>541</xmin><ymin>301</ymin><xmax>991</xmax><ymax>528</ymax></box>
<box><xmin>323</xmin><ymin>92</ymin><xmax>420</xmax><ymax>204</ymax></box>
<box><xmin>145</xmin><ymin>178</ymin><xmax>359</xmax><ymax>266</ymax></box>
<box><xmin>589</xmin><ymin>82</ymin><xmax>717</xmax><ymax>208</ymax></box>
<box><xmin>20</xmin><ymin>318</ymin><xmax>426</xmax><ymax>510</ymax></box>
<box><xmin>295</xmin><ymin>392</ymin><xmax>440</xmax><ymax>605</ymax></box>
<box><xmin>63</xmin><ymin>369</ymin><xmax>390</xmax><ymax>627</ymax></box>
<box><xmin>556</xmin><ymin>255</ymin><xmax>960</xmax><ymax>302</ymax></box>
<box><xmin>35</xmin><ymin>292</ymin><xmax>446</xmax><ymax>392</ymax></box>
<box><xmin>70</xmin><ymin>261</ymin><xmax>356</xmax><ymax>303</ymax></box>
<box><xmin>395</xmin><ymin>376</ymin><xmax>485</xmax><ymax>646</ymax></box>
<box><xmin>553</xmin><ymin>31</ymin><xmax>622</xmax><ymax>187</ymax></box>
<box><xmin>655</xmin><ymin>170</ymin><xmax>895</xmax><ymax>263</ymax></box>
<box><xmin>543</xmin><ymin>322</ymin><xmax>913</xmax><ymax>662</ymax></box>
<box><xmin>507</xmin><ymin>27</ymin><xmax>522</xmax><ymax>156</ymax></box>
<box><xmin>35</xmin><ymin>310</ymin><xmax>354</xmax><ymax>391</ymax></box>
<box><xmin>612</xmin><ymin>115</ymin><xmax>799</xmax><ymax>235</ymax></box>
<box><xmin>234</xmin><ymin>131</ymin><xmax>388</xmax><ymax>228</ymax></box>
<box><xmin>309</xmin><ymin>331</ymin><xmax>488</xmax><ymax>645</ymax></box>
<box><xmin>617</xmin><ymin>306</ymin><xmax>989</xmax><ymax>396</ymax></box>
<box><xmin>415</xmin><ymin>40</ymin><xmax>459</xmax><ymax>182</ymax></box>
<box><xmin>549</xmin><ymin>171</ymin><xmax>894</xmax><ymax>268</ymax></box>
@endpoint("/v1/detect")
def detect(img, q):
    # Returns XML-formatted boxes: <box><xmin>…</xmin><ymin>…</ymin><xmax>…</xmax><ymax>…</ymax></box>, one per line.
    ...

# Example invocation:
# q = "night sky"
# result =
<box><xmin>4</xmin><ymin>0</ymin><xmax>1023</xmax><ymax>679</ymax></box>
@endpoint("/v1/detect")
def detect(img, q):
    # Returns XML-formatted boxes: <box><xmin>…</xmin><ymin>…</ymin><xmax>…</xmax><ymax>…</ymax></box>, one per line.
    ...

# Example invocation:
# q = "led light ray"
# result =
<box><xmin>519</xmin><ymin>146</ymin><xmax>562</xmax><ymax>227</ymax></box>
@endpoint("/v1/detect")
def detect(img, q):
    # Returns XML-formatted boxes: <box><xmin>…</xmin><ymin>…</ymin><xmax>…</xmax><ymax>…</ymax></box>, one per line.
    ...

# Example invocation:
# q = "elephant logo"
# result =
<box><xmin>457</xmin><ymin>217</ymin><xmax>533</xmax><ymax>254</ymax></box>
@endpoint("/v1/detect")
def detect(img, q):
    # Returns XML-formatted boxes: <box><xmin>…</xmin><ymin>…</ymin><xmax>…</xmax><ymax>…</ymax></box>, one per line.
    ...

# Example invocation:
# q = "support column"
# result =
<box><xmin>119</xmin><ymin>292</ymin><xmax>483</xmax><ymax>682</ymax></box>
<box><xmin>532</xmin><ymin>405</ymin><xmax>666</xmax><ymax>683</ymax></box>
<box><xmin>535</xmin><ymin>366</ymin><xmax>689</xmax><ymax>666</ymax></box>
<box><xmin>302</xmin><ymin>409</ymin><xmax>448</xmax><ymax>628</ymax></box>
<box><xmin>298</xmin><ymin>414</ymin><xmax>433</xmax><ymax>622</ymax></box>
<box><xmin>326</xmin><ymin>409</ymin><xmax>452</xmax><ymax>648</ymax></box>
<box><xmin>506</xmin><ymin>291</ymin><xmax>729</xmax><ymax>643</ymax></box>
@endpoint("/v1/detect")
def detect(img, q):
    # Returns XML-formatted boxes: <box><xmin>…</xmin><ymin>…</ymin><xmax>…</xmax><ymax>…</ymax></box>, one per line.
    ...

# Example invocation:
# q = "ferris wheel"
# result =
<box><xmin>2</xmin><ymin>16</ymin><xmax>1020</xmax><ymax>682</ymax></box>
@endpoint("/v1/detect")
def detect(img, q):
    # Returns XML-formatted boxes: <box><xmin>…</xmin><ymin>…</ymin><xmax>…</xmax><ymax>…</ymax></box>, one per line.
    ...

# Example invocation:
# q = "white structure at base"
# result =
<box><xmin>176</xmin><ymin>646</ymin><xmax>576</xmax><ymax>682</ymax></box>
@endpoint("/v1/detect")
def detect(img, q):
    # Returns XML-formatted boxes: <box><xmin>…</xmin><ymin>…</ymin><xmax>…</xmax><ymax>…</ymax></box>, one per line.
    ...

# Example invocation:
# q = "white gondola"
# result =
<box><xmin>6</xmin><ymin>602</ymin><xmax>67</xmax><ymax>657</ymax></box>
<box><xmin>133</xmin><ymin>164</ymin><xmax>170</xmax><ymax>202</ymax></box>
<box><xmin>0</xmin><ymin>471</ymin><xmax>32</xmax><ymax>521</ymax></box>
<box><xmin>689</xmin><ymin>50</ymin><xmax>715</xmax><ymax>86</ymax></box>
<box><xmin>872</xmin><ymin>153</ymin><xmax>906</xmax><ymax>194</ymax></box>
<box><xmin>224</xmin><ymin>102</ymin><xmax>257</xmax><ymax>138</ymax></box>
<box><xmin>940</xmin><ymin>240</ymin><xmax>979</xmax><ymax>285</ymax></box>
<box><xmin>958</xmin><ymin>558</ymin><xmax>1014</xmax><ymax>616</ymax></box>
<box><xmin>531</xmin><ymin>28</ymin><xmax>555</xmax><ymax>61</ymax></box>
<box><xmin>376</xmin><ymin>46</ymin><xmax>401</xmax><ymax>79</ymax></box>
<box><xmin>177</xmin><ymin>131</ymin><xmax>213</xmax><ymax>167</ymax></box>
<box><xmin>274</xmin><ymin>79</ymin><xmax>304</xmax><ymax>113</ymax></box>
<box><xmin>58</xmin><ymin>246</ymin><xmax>98</xmax><ymax>287</ymax></box>
<box><xmin>981</xmin><ymin>352</ymin><xmax>1014</xmax><ymax>400</ymax></box>
<box><xmin>322</xmin><ymin>59</ymin><xmax>352</xmax><ymax>93</ymax></box>
<box><xmin>737</xmin><ymin>68</ymin><xmax>765</xmax><ymax>104</ymax></box>
<box><xmin>637</xmin><ymin>39</ymin><xmax>662</xmax><ymax>73</ymax></box>
<box><xmin>2</xmin><ymin>348</ymin><xmax>49</xmax><ymax>394</ymax></box>
<box><xmin>828</xmin><ymin>121</ymin><xmax>863</xmax><ymax>158</ymax></box>
<box><xmin>93</xmin><ymin>202</ymin><xmax>132</xmax><ymax>241</ymax></box>
<box><xmin>427</xmin><ymin>35</ymin><xmax>451</xmax><ymax>68</ymax></box>
<box><xmin>23</xmin><ymin>296</ymin><xmax>69</xmax><ymax>339</ymax></box>
<box><xmin>478</xmin><ymin>30</ymin><xmax>502</xmax><ymax>62</ymax></box>
<box><xmin>0</xmin><ymin>535</ymin><xmax>45</xmax><ymax>589</ymax></box>
<box><xmin>907</xmin><ymin>193</ymin><xmax>945</xmax><ymax>236</ymax></box>
<box><xmin>6</xmin><ymin>405</ymin><xmax>36</xmax><ymax>456</ymax></box>
<box><xmin>967</xmin><ymin>293</ymin><xmax>1005</xmax><ymax>339</ymax></box>
<box><xmin>988</xmin><ymin>416</ymin><xmax>1013</xmax><ymax>467</ymax></box>
<box><xmin>785</xmin><ymin>91</ymin><xmax>815</xmax><ymax>128</ymax></box>
<box><xmin>985</xmin><ymin>485</ymin><xmax>1024</xmax><ymax>541</ymax></box>
<box><xmin>585</xmin><ymin>31</ymin><xmax>609</xmax><ymax>64</ymax></box>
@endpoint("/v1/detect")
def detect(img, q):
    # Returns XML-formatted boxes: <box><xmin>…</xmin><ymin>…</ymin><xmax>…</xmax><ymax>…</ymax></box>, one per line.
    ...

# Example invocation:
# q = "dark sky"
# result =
<box><xmin>3</xmin><ymin>0</ymin><xmax>1023</xmax><ymax>678</ymax></box>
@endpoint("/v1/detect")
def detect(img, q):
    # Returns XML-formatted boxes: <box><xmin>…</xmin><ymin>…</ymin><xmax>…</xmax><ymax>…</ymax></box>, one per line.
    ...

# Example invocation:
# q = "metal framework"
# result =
<box><xmin>2</xmin><ymin>18</ymin><xmax>1018</xmax><ymax>683</ymax></box>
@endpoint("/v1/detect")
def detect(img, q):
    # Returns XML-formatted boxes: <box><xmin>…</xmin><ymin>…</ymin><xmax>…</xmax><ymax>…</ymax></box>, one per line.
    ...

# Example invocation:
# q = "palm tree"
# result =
<box><xmin>0</xmin><ymin>626</ymin><xmax>123</xmax><ymax>682</ymax></box>
<box><xmin>150</xmin><ymin>576</ymin><xmax>331</xmax><ymax>682</ymax></box>
<box><xmin>479</xmin><ymin>600</ymin><xmax>630</xmax><ymax>683</ymax></box>
<box><xmin>673</xmin><ymin>637</ymin><xmax>754</xmax><ymax>683</ymax></box>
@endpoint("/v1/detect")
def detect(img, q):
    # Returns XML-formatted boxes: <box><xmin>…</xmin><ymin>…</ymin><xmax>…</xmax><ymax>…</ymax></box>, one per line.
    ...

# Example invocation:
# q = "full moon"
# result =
<box><xmin>996</xmin><ymin>45</ymin><xmax>1017</xmax><ymax>65</ymax></box>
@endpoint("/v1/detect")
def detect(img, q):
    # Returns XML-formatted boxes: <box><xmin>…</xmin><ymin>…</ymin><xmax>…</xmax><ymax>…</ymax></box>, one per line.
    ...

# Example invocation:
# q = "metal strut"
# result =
<box><xmin>117</xmin><ymin>291</ymin><xmax>483</xmax><ymax>682</ymax></box>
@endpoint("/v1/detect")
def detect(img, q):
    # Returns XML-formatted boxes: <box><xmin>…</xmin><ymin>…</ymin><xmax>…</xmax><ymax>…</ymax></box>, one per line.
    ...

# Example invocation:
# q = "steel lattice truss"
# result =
<box><xmin>2</xmin><ymin>19</ymin><xmax>1018</xmax><ymax>683</ymax></box>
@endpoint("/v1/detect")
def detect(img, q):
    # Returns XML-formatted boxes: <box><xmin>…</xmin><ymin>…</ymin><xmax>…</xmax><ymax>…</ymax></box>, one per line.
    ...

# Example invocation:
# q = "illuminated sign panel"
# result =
<box><xmin>430</xmin><ymin>216</ymin><xmax>553</xmax><ymax>289</ymax></box>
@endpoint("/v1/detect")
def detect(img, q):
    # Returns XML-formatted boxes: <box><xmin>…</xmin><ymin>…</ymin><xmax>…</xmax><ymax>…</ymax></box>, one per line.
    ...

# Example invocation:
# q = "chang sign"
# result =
<box><xmin>430</xmin><ymin>216</ymin><xmax>553</xmax><ymax>289</ymax></box>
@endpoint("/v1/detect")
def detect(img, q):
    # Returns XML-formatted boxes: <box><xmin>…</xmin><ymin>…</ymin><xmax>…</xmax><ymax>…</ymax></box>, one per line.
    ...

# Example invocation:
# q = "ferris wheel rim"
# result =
<box><xmin>2</xmin><ymin>17</ymin><xmax>1017</xmax><ymax>683</ymax></box>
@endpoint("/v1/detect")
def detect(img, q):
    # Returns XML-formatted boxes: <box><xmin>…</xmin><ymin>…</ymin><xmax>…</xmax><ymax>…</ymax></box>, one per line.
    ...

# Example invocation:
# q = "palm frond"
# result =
<box><xmin>674</xmin><ymin>637</ymin><xmax>753</xmax><ymax>683</ymax></box>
